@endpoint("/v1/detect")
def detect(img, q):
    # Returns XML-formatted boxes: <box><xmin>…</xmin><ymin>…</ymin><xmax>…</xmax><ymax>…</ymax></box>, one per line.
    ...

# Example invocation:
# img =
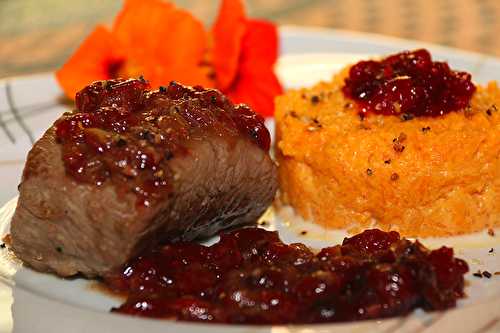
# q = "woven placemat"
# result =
<box><xmin>0</xmin><ymin>0</ymin><xmax>499</xmax><ymax>78</ymax></box>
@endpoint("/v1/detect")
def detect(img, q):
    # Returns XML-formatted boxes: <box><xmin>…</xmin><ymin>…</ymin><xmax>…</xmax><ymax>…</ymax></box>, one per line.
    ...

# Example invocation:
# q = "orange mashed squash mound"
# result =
<box><xmin>275</xmin><ymin>68</ymin><xmax>500</xmax><ymax>237</ymax></box>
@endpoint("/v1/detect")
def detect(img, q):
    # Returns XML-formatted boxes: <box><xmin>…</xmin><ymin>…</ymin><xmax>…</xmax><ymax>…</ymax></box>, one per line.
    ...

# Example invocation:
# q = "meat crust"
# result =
<box><xmin>11</xmin><ymin>79</ymin><xmax>277</xmax><ymax>277</ymax></box>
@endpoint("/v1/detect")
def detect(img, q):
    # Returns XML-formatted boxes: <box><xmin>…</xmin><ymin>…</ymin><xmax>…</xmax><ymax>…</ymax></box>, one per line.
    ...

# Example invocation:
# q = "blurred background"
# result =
<box><xmin>1</xmin><ymin>0</ymin><xmax>500</xmax><ymax>78</ymax></box>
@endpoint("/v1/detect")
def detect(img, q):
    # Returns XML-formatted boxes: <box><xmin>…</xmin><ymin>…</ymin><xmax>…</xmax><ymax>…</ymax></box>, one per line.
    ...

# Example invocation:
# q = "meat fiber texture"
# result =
<box><xmin>10</xmin><ymin>79</ymin><xmax>277</xmax><ymax>277</ymax></box>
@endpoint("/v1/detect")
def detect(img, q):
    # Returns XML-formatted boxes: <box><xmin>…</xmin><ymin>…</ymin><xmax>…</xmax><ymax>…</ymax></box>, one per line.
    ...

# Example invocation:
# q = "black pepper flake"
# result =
<box><xmin>366</xmin><ymin>168</ymin><xmax>373</xmax><ymax>176</ymax></box>
<box><xmin>146</xmin><ymin>132</ymin><xmax>158</xmax><ymax>143</ymax></box>
<box><xmin>486</xmin><ymin>109</ymin><xmax>492</xmax><ymax>116</ymax></box>
<box><xmin>138</xmin><ymin>130</ymin><xmax>150</xmax><ymax>140</ymax></box>
<box><xmin>393</xmin><ymin>133</ymin><xmax>407</xmax><ymax>153</ymax></box>
<box><xmin>489</xmin><ymin>248</ymin><xmax>494</xmax><ymax>253</ymax></box>
<box><xmin>384</xmin><ymin>159</ymin><xmax>391</xmax><ymax>164</ymax></box>
<box><xmin>393</xmin><ymin>143</ymin><xmax>405</xmax><ymax>153</ymax></box>
<box><xmin>311</xmin><ymin>95</ymin><xmax>320</xmax><ymax>104</ymax></box>
<box><xmin>483</xmin><ymin>271</ymin><xmax>492</xmax><ymax>278</ymax></box>
<box><xmin>390</xmin><ymin>173</ymin><xmax>399</xmax><ymax>181</ymax></box>
<box><xmin>488</xmin><ymin>228</ymin><xmax>495</xmax><ymax>237</ymax></box>
<box><xmin>0</xmin><ymin>243</ymin><xmax>5</xmax><ymax>249</ymax></box>
<box><xmin>258</xmin><ymin>220</ymin><xmax>269</xmax><ymax>226</ymax></box>
<box><xmin>300</xmin><ymin>230</ymin><xmax>308</xmax><ymax>235</ymax></box>
<box><xmin>473</xmin><ymin>271</ymin><xmax>483</xmax><ymax>278</ymax></box>
<box><xmin>400</xmin><ymin>113</ymin><xmax>414</xmax><ymax>121</ymax></box>
<box><xmin>138</xmin><ymin>75</ymin><xmax>146</xmax><ymax>83</ymax></box>
<box><xmin>164</xmin><ymin>151</ymin><xmax>174</xmax><ymax>160</ymax></box>
<box><xmin>116</xmin><ymin>138</ymin><xmax>127</xmax><ymax>147</ymax></box>
<box><xmin>311</xmin><ymin>118</ymin><xmax>322</xmax><ymax>128</ymax></box>
<box><xmin>56</xmin><ymin>246</ymin><xmax>63</xmax><ymax>253</ymax></box>
<box><xmin>421</xmin><ymin>126</ymin><xmax>431</xmax><ymax>132</ymax></box>
<box><xmin>249</xmin><ymin>128</ymin><xmax>259</xmax><ymax>140</ymax></box>
<box><xmin>159</xmin><ymin>86</ymin><xmax>167</xmax><ymax>93</ymax></box>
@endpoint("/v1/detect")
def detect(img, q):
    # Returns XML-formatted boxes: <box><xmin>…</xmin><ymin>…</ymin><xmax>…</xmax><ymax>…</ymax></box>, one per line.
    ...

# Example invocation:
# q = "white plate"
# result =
<box><xmin>0</xmin><ymin>26</ymin><xmax>499</xmax><ymax>333</ymax></box>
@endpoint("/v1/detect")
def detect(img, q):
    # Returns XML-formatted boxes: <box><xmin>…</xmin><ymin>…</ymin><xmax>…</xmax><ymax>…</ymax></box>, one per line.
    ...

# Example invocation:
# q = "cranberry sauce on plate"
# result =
<box><xmin>342</xmin><ymin>49</ymin><xmax>476</xmax><ymax>118</ymax></box>
<box><xmin>54</xmin><ymin>79</ymin><xmax>270</xmax><ymax>206</ymax></box>
<box><xmin>105</xmin><ymin>228</ymin><xmax>468</xmax><ymax>324</ymax></box>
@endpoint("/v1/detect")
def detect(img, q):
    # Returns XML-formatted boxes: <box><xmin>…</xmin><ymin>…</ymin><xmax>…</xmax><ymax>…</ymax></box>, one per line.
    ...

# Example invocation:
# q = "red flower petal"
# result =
<box><xmin>112</xmin><ymin>0</ymin><xmax>211</xmax><ymax>87</ymax></box>
<box><xmin>240</xmin><ymin>19</ymin><xmax>279</xmax><ymax>67</ymax></box>
<box><xmin>226</xmin><ymin>66</ymin><xmax>282</xmax><ymax>118</ymax></box>
<box><xmin>212</xmin><ymin>0</ymin><xmax>247</xmax><ymax>91</ymax></box>
<box><xmin>225</xmin><ymin>20</ymin><xmax>283</xmax><ymax>117</ymax></box>
<box><xmin>56</xmin><ymin>25</ymin><xmax>124</xmax><ymax>99</ymax></box>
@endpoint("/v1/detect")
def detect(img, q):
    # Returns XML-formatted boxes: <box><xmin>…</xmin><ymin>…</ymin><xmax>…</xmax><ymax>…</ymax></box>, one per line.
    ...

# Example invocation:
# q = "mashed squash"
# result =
<box><xmin>275</xmin><ymin>67</ymin><xmax>500</xmax><ymax>237</ymax></box>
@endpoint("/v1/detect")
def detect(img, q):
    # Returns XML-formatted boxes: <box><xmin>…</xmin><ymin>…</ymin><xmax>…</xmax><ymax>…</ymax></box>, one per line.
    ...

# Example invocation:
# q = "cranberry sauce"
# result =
<box><xmin>105</xmin><ymin>228</ymin><xmax>468</xmax><ymax>324</ymax></box>
<box><xmin>55</xmin><ymin>79</ymin><xmax>270</xmax><ymax>206</ymax></box>
<box><xmin>342</xmin><ymin>49</ymin><xmax>476</xmax><ymax>117</ymax></box>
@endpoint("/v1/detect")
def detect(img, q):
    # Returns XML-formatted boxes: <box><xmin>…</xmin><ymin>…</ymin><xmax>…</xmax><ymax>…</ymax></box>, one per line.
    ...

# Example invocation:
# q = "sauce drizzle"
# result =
<box><xmin>105</xmin><ymin>228</ymin><xmax>468</xmax><ymax>324</ymax></box>
<box><xmin>55</xmin><ymin>79</ymin><xmax>270</xmax><ymax>206</ymax></box>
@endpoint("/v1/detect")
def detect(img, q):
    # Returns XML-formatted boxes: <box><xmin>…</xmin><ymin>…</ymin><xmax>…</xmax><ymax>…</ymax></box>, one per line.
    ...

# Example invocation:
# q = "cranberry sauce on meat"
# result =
<box><xmin>11</xmin><ymin>79</ymin><xmax>277</xmax><ymax>277</ymax></box>
<box><xmin>342</xmin><ymin>49</ymin><xmax>476</xmax><ymax>117</ymax></box>
<box><xmin>55</xmin><ymin>79</ymin><xmax>270</xmax><ymax>207</ymax></box>
<box><xmin>106</xmin><ymin>228</ymin><xmax>468</xmax><ymax>324</ymax></box>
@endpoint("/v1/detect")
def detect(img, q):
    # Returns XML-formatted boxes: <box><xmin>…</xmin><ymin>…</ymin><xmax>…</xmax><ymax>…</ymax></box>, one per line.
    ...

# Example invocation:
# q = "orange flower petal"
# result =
<box><xmin>225</xmin><ymin>20</ymin><xmax>282</xmax><ymax>117</ymax></box>
<box><xmin>112</xmin><ymin>0</ymin><xmax>210</xmax><ymax>88</ymax></box>
<box><xmin>56</xmin><ymin>25</ymin><xmax>124</xmax><ymax>99</ymax></box>
<box><xmin>212</xmin><ymin>0</ymin><xmax>247</xmax><ymax>90</ymax></box>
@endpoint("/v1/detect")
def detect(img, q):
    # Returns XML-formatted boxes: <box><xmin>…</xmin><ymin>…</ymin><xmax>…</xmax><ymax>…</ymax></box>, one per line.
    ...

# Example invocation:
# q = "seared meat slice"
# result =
<box><xmin>10</xmin><ymin>79</ymin><xmax>277</xmax><ymax>277</ymax></box>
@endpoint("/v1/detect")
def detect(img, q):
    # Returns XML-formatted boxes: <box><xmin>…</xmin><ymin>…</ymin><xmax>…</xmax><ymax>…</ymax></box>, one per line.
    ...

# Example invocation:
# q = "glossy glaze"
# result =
<box><xmin>342</xmin><ymin>49</ymin><xmax>476</xmax><ymax>117</ymax></box>
<box><xmin>55</xmin><ymin>79</ymin><xmax>270</xmax><ymax>206</ymax></box>
<box><xmin>105</xmin><ymin>228</ymin><xmax>468</xmax><ymax>324</ymax></box>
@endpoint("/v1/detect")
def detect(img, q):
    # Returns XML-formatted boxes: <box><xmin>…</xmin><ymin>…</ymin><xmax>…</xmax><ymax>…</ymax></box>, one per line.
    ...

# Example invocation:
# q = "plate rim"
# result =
<box><xmin>280</xmin><ymin>25</ymin><xmax>497</xmax><ymax>61</ymax></box>
<box><xmin>1</xmin><ymin>25</ymin><xmax>500</xmax><ymax>333</ymax></box>
<box><xmin>1</xmin><ymin>25</ymin><xmax>500</xmax><ymax>84</ymax></box>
